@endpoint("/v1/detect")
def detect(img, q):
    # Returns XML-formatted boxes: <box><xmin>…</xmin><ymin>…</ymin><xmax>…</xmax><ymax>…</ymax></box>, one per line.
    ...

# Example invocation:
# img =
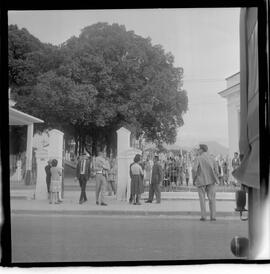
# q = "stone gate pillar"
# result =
<box><xmin>116</xmin><ymin>127</ymin><xmax>131</xmax><ymax>201</ymax></box>
<box><xmin>116</xmin><ymin>127</ymin><xmax>142</xmax><ymax>201</ymax></box>
<box><xmin>25</xmin><ymin>124</ymin><xmax>33</xmax><ymax>185</ymax></box>
<box><xmin>117</xmin><ymin>127</ymin><xmax>130</xmax><ymax>155</ymax></box>
<box><xmin>35</xmin><ymin>148</ymin><xmax>49</xmax><ymax>200</ymax></box>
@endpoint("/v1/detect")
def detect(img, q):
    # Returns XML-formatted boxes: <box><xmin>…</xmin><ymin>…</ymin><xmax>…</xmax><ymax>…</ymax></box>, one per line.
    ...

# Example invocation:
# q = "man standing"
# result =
<box><xmin>45</xmin><ymin>160</ymin><xmax>52</xmax><ymax>199</ymax></box>
<box><xmin>232</xmin><ymin>152</ymin><xmax>240</xmax><ymax>171</ymax></box>
<box><xmin>192</xmin><ymin>144</ymin><xmax>219</xmax><ymax>221</ymax></box>
<box><xmin>93</xmin><ymin>151</ymin><xmax>110</xmax><ymax>206</ymax></box>
<box><xmin>75</xmin><ymin>152</ymin><xmax>91</xmax><ymax>204</ymax></box>
<box><xmin>145</xmin><ymin>155</ymin><xmax>163</xmax><ymax>204</ymax></box>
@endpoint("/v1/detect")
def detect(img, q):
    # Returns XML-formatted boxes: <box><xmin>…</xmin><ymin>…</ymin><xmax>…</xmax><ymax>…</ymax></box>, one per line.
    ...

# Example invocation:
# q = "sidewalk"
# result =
<box><xmin>10</xmin><ymin>189</ymin><xmax>245</xmax><ymax>218</ymax></box>
<box><xmin>10</xmin><ymin>187</ymin><xmax>237</xmax><ymax>201</ymax></box>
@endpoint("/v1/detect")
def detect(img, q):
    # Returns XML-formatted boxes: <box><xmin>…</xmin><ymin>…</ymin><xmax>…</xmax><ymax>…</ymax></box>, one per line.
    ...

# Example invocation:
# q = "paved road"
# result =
<box><xmin>11</xmin><ymin>214</ymin><xmax>248</xmax><ymax>263</ymax></box>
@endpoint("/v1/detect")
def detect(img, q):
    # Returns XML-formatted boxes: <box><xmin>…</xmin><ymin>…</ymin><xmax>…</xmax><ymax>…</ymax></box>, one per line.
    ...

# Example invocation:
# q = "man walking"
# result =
<box><xmin>145</xmin><ymin>155</ymin><xmax>163</xmax><ymax>204</ymax></box>
<box><xmin>192</xmin><ymin>144</ymin><xmax>219</xmax><ymax>221</ymax></box>
<box><xmin>93</xmin><ymin>151</ymin><xmax>110</xmax><ymax>206</ymax></box>
<box><xmin>75</xmin><ymin>152</ymin><xmax>91</xmax><ymax>204</ymax></box>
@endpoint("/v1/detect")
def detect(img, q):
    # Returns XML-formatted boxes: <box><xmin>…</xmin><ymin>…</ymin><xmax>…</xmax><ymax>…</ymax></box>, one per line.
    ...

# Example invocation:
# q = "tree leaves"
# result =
<box><xmin>9</xmin><ymin>23</ymin><xmax>188</xmax><ymax>153</ymax></box>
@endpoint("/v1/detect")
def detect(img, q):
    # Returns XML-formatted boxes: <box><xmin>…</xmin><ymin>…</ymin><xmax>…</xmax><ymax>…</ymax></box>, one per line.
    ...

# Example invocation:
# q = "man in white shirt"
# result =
<box><xmin>93</xmin><ymin>151</ymin><xmax>110</xmax><ymax>206</ymax></box>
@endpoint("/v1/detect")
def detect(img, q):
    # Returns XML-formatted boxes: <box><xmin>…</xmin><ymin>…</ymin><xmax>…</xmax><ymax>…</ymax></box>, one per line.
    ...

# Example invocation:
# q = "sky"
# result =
<box><xmin>8</xmin><ymin>8</ymin><xmax>241</xmax><ymax>148</ymax></box>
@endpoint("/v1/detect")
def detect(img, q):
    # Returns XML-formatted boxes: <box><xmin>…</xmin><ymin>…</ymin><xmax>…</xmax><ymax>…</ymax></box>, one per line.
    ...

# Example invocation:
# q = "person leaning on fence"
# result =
<box><xmin>145</xmin><ymin>155</ymin><xmax>163</xmax><ymax>204</ymax></box>
<box><xmin>75</xmin><ymin>152</ymin><xmax>91</xmax><ymax>204</ymax></box>
<box><xmin>49</xmin><ymin>159</ymin><xmax>62</xmax><ymax>204</ymax></box>
<box><xmin>184</xmin><ymin>163</ymin><xmax>190</xmax><ymax>186</ymax></box>
<box><xmin>231</xmin><ymin>152</ymin><xmax>240</xmax><ymax>186</ymax></box>
<box><xmin>129</xmin><ymin>154</ymin><xmax>144</xmax><ymax>205</ymax></box>
<box><xmin>192</xmin><ymin>144</ymin><xmax>219</xmax><ymax>221</ymax></box>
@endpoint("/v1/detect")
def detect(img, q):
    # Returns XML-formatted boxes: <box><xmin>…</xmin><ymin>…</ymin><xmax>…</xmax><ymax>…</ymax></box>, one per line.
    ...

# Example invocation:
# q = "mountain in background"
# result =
<box><xmin>145</xmin><ymin>140</ymin><xmax>229</xmax><ymax>156</ymax></box>
<box><xmin>201</xmin><ymin>141</ymin><xmax>229</xmax><ymax>156</ymax></box>
<box><xmin>165</xmin><ymin>140</ymin><xmax>229</xmax><ymax>156</ymax></box>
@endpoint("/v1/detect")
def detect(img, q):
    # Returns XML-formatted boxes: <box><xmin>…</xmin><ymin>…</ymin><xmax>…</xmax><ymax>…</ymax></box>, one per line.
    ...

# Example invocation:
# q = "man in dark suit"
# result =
<box><xmin>145</xmin><ymin>155</ymin><xmax>163</xmax><ymax>204</ymax></box>
<box><xmin>75</xmin><ymin>152</ymin><xmax>91</xmax><ymax>204</ymax></box>
<box><xmin>45</xmin><ymin>160</ymin><xmax>52</xmax><ymax>199</ymax></box>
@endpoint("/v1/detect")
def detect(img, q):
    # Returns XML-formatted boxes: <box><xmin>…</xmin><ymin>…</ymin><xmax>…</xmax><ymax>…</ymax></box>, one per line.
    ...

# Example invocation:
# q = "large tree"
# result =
<box><xmin>9</xmin><ymin>23</ymin><xmax>188</xmax><ymax>156</ymax></box>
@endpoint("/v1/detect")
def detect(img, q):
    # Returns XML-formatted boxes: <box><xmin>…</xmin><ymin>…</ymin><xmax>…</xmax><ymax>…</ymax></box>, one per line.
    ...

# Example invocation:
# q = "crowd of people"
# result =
<box><xmin>44</xmin><ymin>147</ymin><xmax>242</xmax><ymax>221</ymax></box>
<box><xmin>141</xmin><ymin>151</ymin><xmax>240</xmax><ymax>190</ymax></box>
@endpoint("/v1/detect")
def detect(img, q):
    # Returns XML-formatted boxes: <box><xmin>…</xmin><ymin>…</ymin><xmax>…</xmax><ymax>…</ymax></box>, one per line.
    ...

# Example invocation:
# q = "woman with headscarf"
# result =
<box><xmin>129</xmin><ymin>154</ymin><xmax>144</xmax><ymax>205</ymax></box>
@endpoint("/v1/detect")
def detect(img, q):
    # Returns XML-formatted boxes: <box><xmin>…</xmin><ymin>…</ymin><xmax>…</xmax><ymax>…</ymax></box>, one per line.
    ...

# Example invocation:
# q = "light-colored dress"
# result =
<box><xmin>50</xmin><ymin>166</ymin><xmax>62</xmax><ymax>192</ymax></box>
<box><xmin>130</xmin><ymin>163</ymin><xmax>144</xmax><ymax>195</ymax></box>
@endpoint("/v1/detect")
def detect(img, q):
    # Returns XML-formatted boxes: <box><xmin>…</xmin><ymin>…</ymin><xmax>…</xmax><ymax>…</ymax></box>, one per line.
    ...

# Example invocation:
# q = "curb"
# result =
<box><xmin>10</xmin><ymin>187</ymin><xmax>237</xmax><ymax>193</ymax></box>
<box><xmin>10</xmin><ymin>196</ymin><xmax>236</xmax><ymax>202</ymax></box>
<box><xmin>11</xmin><ymin>209</ymin><xmax>240</xmax><ymax>217</ymax></box>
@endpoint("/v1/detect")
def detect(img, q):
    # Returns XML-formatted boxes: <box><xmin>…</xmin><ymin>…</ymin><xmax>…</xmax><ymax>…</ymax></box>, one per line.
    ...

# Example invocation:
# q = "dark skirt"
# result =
<box><xmin>130</xmin><ymin>174</ymin><xmax>144</xmax><ymax>195</ymax></box>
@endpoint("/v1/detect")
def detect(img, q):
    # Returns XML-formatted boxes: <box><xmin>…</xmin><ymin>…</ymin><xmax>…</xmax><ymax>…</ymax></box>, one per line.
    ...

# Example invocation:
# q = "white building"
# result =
<box><xmin>218</xmin><ymin>72</ymin><xmax>240</xmax><ymax>160</ymax></box>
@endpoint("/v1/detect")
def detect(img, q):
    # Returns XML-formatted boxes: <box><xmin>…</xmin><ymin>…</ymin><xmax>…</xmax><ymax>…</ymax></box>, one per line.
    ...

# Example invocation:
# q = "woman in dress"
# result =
<box><xmin>49</xmin><ymin>159</ymin><xmax>62</xmax><ymax>204</ymax></box>
<box><xmin>129</xmin><ymin>154</ymin><xmax>144</xmax><ymax>205</ymax></box>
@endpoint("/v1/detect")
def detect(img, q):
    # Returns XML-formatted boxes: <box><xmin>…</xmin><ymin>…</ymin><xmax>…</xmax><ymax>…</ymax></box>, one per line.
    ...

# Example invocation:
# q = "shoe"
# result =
<box><xmin>136</xmin><ymin>202</ymin><xmax>141</xmax><ymax>205</ymax></box>
<box><xmin>210</xmin><ymin>218</ymin><xmax>216</xmax><ymax>221</ymax></box>
<box><xmin>156</xmin><ymin>201</ymin><xmax>161</xmax><ymax>204</ymax></box>
<box><xmin>96</xmin><ymin>201</ymin><xmax>99</xmax><ymax>205</ymax></box>
<box><xmin>57</xmin><ymin>200</ymin><xmax>63</xmax><ymax>203</ymax></box>
<box><xmin>145</xmin><ymin>200</ymin><xmax>152</xmax><ymax>203</ymax></box>
<box><xmin>49</xmin><ymin>201</ymin><xmax>52</xmax><ymax>204</ymax></box>
<box><xmin>100</xmin><ymin>203</ymin><xmax>107</xmax><ymax>206</ymax></box>
<box><xmin>133</xmin><ymin>202</ymin><xmax>137</xmax><ymax>205</ymax></box>
<box><xmin>79</xmin><ymin>200</ymin><xmax>84</xmax><ymax>204</ymax></box>
<box><xmin>200</xmin><ymin>217</ymin><xmax>206</xmax><ymax>221</ymax></box>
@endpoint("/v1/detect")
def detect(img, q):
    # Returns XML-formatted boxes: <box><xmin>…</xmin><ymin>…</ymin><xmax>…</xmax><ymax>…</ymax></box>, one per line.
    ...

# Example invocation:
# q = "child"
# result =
<box><xmin>49</xmin><ymin>159</ymin><xmax>62</xmax><ymax>204</ymax></box>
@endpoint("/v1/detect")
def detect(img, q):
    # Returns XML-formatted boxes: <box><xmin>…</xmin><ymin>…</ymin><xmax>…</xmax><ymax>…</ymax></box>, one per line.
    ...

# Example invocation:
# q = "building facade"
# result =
<box><xmin>219</xmin><ymin>72</ymin><xmax>240</xmax><ymax>160</ymax></box>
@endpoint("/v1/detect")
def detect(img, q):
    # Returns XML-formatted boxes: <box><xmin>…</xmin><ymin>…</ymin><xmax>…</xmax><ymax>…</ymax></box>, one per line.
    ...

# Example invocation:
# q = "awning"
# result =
<box><xmin>9</xmin><ymin>107</ymin><xmax>44</xmax><ymax>126</ymax></box>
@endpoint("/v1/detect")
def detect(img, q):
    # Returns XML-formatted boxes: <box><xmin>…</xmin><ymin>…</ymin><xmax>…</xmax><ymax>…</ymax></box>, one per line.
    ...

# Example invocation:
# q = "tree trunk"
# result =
<box><xmin>112</xmin><ymin>130</ymin><xmax>117</xmax><ymax>158</ymax></box>
<box><xmin>82</xmin><ymin>134</ymin><xmax>86</xmax><ymax>154</ymax></box>
<box><xmin>78</xmin><ymin>134</ymin><xmax>82</xmax><ymax>155</ymax></box>
<box><xmin>92</xmin><ymin>136</ymin><xmax>97</xmax><ymax>156</ymax></box>
<box><xmin>105</xmin><ymin>132</ymin><xmax>111</xmax><ymax>158</ymax></box>
<box><xmin>75</xmin><ymin>137</ymin><xmax>78</xmax><ymax>157</ymax></box>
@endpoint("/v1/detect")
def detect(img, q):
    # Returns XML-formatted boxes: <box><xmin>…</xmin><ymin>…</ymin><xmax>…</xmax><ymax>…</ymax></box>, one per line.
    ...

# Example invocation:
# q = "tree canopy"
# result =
<box><xmin>8</xmin><ymin>23</ymin><xmax>188</xmax><ymax>156</ymax></box>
